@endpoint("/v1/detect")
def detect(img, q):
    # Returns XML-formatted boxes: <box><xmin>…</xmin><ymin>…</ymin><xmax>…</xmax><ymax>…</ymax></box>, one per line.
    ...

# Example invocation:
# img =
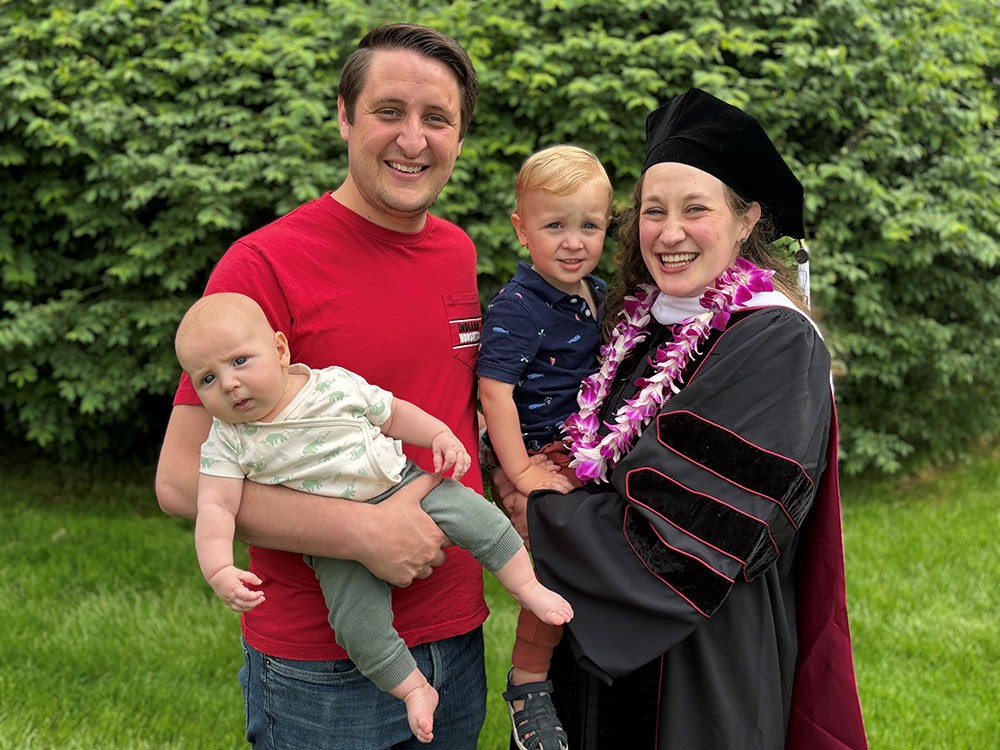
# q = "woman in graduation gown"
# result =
<box><xmin>511</xmin><ymin>89</ymin><xmax>868</xmax><ymax>749</ymax></box>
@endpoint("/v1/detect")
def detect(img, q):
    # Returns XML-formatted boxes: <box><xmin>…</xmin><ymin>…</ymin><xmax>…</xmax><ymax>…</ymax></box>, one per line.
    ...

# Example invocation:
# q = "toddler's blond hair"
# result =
<box><xmin>514</xmin><ymin>145</ymin><xmax>613</xmax><ymax>213</ymax></box>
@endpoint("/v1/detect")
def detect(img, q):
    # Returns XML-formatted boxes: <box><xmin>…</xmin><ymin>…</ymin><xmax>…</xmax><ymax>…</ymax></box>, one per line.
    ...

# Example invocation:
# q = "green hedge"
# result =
<box><xmin>2</xmin><ymin>0</ymin><xmax>997</xmax><ymax>472</ymax></box>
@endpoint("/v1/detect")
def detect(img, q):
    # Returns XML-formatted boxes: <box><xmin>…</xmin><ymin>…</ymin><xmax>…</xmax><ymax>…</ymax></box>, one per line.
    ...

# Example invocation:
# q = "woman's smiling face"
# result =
<box><xmin>639</xmin><ymin>162</ymin><xmax>760</xmax><ymax>298</ymax></box>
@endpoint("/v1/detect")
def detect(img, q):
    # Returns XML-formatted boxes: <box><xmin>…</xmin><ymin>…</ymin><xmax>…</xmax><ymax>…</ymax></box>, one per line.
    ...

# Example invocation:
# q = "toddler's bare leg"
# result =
<box><xmin>390</xmin><ymin>668</ymin><xmax>439</xmax><ymax>744</ymax></box>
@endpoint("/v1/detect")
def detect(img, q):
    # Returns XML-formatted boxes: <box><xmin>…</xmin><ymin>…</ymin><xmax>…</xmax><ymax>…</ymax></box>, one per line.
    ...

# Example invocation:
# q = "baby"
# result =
<box><xmin>174</xmin><ymin>292</ymin><xmax>573</xmax><ymax>744</ymax></box>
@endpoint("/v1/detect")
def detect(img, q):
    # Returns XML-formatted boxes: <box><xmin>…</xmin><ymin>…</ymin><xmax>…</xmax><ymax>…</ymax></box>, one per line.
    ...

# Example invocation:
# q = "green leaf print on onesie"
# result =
<box><xmin>302</xmin><ymin>435</ymin><xmax>327</xmax><ymax>456</ymax></box>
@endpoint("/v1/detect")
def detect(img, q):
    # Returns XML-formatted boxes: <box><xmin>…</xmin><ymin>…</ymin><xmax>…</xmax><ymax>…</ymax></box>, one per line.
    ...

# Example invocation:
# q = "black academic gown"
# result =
<box><xmin>528</xmin><ymin>306</ymin><xmax>866</xmax><ymax>750</ymax></box>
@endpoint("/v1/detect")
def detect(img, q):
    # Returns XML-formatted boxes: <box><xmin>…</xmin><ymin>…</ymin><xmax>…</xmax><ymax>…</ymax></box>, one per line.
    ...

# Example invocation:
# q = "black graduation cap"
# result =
<box><xmin>643</xmin><ymin>88</ymin><xmax>805</xmax><ymax>241</ymax></box>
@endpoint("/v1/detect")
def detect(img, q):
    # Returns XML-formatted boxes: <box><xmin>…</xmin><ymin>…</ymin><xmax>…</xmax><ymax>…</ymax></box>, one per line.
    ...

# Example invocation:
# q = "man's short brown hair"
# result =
<box><xmin>338</xmin><ymin>23</ymin><xmax>478</xmax><ymax>139</ymax></box>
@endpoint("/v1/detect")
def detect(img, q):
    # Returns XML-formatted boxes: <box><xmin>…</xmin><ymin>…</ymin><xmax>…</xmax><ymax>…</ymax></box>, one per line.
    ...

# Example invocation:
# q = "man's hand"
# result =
<box><xmin>356</xmin><ymin>473</ymin><xmax>449</xmax><ymax>587</ymax></box>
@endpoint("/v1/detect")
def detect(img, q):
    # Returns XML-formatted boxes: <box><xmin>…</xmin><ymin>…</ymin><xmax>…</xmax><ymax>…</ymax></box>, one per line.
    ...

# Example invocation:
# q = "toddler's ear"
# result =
<box><xmin>510</xmin><ymin>213</ymin><xmax>529</xmax><ymax>247</ymax></box>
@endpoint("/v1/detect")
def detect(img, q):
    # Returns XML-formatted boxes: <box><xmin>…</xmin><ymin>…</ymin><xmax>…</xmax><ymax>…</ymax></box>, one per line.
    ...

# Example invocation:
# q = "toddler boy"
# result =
<box><xmin>478</xmin><ymin>145</ymin><xmax>612</xmax><ymax>750</ymax></box>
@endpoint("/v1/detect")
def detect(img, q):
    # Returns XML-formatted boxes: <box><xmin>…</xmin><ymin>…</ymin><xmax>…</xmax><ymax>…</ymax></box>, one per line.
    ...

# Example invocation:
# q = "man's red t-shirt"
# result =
<box><xmin>174</xmin><ymin>194</ymin><xmax>487</xmax><ymax>659</ymax></box>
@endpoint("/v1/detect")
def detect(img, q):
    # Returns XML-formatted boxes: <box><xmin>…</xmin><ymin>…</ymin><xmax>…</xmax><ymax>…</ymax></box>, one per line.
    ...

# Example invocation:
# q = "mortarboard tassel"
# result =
<box><xmin>796</xmin><ymin>239</ymin><xmax>811</xmax><ymax>309</ymax></box>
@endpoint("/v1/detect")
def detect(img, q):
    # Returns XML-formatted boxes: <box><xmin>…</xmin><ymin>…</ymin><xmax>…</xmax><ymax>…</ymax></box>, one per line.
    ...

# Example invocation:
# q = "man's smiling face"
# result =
<box><xmin>335</xmin><ymin>47</ymin><xmax>464</xmax><ymax>233</ymax></box>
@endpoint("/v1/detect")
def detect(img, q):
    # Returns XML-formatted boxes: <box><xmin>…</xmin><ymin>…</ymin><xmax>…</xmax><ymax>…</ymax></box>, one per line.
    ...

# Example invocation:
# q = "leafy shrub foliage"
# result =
<box><xmin>2</xmin><ymin>0</ymin><xmax>997</xmax><ymax>472</ymax></box>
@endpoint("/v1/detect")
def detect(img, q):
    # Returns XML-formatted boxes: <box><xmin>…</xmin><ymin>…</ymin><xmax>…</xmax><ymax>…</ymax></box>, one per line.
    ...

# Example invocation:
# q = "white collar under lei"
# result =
<box><xmin>563</xmin><ymin>258</ymin><xmax>809</xmax><ymax>483</ymax></box>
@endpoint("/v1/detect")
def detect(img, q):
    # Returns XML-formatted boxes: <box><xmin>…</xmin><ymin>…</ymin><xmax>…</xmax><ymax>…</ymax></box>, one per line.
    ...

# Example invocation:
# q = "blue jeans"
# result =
<box><xmin>240</xmin><ymin>627</ymin><xmax>486</xmax><ymax>750</ymax></box>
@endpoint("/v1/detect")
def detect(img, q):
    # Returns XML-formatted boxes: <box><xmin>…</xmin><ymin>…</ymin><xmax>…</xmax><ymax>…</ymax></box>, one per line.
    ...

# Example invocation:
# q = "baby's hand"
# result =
<box><xmin>208</xmin><ymin>565</ymin><xmax>265</xmax><ymax>613</ymax></box>
<box><xmin>513</xmin><ymin>463</ymin><xmax>575</xmax><ymax>497</ymax></box>
<box><xmin>431</xmin><ymin>431</ymin><xmax>471</xmax><ymax>480</ymax></box>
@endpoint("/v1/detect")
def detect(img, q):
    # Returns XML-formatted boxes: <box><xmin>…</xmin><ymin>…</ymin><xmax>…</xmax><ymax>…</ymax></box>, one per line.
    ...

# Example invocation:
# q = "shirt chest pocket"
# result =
<box><xmin>442</xmin><ymin>293</ymin><xmax>482</xmax><ymax>371</ymax></box>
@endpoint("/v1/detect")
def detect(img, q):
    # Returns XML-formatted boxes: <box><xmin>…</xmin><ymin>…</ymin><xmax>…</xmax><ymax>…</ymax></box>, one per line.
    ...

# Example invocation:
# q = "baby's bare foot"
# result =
<box><xmin>403</xmin><ymin>682</ymin><xmax>439</xmax><ymax>744</ymax></box>
<box><xmin>541</xmin><ymin>599</ymin><xmax>574</xmax><ymax>625</ymax></box>
<box><xmin>519</xmin><ymin>580</ymin><xmax>574</xmax><ymax>625</ymax></box>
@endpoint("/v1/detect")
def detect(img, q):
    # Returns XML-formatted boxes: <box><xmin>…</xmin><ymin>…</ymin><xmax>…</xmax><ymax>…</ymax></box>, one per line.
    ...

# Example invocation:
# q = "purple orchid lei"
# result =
<box><xmin>563</xmin><ymin>257</ymin><xmax>775</xmax><ymax>483</ymax></box>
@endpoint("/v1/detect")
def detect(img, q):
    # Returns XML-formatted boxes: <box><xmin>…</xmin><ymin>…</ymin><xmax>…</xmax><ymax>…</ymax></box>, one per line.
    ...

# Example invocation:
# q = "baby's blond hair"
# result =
<box><xmin>514</xmin><ymin>145</ymin><xmax>613</xmax><ymax>213</ymax></box>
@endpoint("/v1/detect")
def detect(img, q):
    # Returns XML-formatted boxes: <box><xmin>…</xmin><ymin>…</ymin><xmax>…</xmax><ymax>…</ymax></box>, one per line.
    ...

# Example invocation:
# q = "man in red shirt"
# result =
<box><xmin>155</xmin><ymin>23</ymin><xmax>487</xmax><ymax>749</ymax></box>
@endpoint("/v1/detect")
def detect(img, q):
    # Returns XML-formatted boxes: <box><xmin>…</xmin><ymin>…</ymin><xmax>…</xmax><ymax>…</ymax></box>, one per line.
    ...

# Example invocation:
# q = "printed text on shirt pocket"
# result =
<box><xmin>443</xmin><ymin>293</ymin><xmax>482</xmax><ymax>371</ymax></box>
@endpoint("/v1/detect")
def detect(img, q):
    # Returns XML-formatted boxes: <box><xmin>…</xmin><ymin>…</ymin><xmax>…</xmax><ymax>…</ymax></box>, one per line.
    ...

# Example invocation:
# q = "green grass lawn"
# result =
<box><xmin>840</xmin><ymin>452</ymin><xmax>1000</xmax><ymax>749</ymax></box>
<box><xmin>1</xmin><ymin>449</ymin><xmax>997</xmax><ymax>749</ymax></box>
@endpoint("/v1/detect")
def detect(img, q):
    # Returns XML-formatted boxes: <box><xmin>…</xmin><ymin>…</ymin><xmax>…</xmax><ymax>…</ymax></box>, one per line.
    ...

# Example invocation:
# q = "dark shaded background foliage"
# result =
<box><xmin>2</xmin><ymin>0</ymin><xmax>997</xmax><ymax>472</ymax></box>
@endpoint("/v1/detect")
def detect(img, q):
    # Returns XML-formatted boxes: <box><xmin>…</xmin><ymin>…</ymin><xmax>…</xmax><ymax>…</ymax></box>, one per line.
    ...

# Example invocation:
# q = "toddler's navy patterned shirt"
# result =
<box><xmin>478</xmin><ymin>263</ymin><xmax>606</xmax><ymax>451</ymax></box>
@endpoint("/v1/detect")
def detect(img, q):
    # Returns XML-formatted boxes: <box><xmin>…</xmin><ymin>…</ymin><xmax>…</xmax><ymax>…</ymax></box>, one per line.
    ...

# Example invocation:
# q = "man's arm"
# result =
<box><xmin>155</xmin><ymin>404</ymin><xmax>447</xmax><ymax>586</ymax></box>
